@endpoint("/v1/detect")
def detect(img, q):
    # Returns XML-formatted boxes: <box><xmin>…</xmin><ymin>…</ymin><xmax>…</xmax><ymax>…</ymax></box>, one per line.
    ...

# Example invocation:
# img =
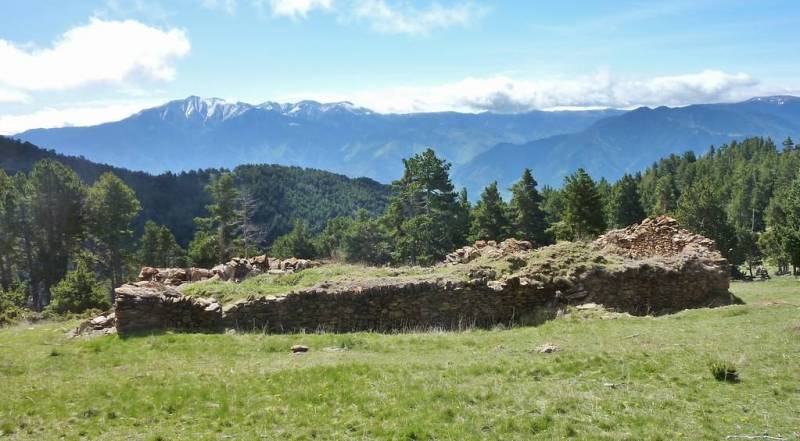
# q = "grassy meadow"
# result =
<box><xmin>0</xmin><ymin>278</ymin><xmax>798</xmax><ymax>440</ymax></box>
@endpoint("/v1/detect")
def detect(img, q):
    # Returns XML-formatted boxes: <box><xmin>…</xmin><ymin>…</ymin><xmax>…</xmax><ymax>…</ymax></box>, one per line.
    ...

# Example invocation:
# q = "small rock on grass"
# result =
<box><xmin>291</xmin><ymin>345</ymin><xmax>309</xmax><ymax>354</ymax></box>
<box><xmin>536</xmin><ymin>343</ymin><xmax>560</xmax><ymax>354</ymax></box>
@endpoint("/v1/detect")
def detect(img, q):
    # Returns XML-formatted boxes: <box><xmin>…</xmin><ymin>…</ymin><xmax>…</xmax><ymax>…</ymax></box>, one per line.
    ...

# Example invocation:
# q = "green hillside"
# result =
<box><xmin>0</xmin><ymin>279</ymin><xmax>796</xmax><ymax>440</ymax></box>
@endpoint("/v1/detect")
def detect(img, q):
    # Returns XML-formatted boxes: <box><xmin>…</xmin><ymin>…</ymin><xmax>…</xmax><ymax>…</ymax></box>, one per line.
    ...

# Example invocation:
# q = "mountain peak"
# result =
<box><xmin>745</xmin><ymin>95</ymin><xmax>800</xmax><ymax>105</ymax></box>
<box><xmin>262</xmin><ymin>100</ymin><xmax>374</xmax><ymax>116</ymax></box>
<box><xmin>152</xmin><ymin>96</ymin><xmax>253</xmax><ymax>123</ymax></box>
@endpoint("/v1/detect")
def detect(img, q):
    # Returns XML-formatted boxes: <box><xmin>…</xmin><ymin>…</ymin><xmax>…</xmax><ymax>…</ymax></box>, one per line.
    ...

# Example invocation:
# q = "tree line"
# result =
<box><xmin>2</xmin><ymin>135</ymin><xmax>800</xmax><ymax>321</ymax></box>
<box><xmin>271</xmin><ymin>137</ymin><xmax>800</xmax><ymax>278</ymax></box>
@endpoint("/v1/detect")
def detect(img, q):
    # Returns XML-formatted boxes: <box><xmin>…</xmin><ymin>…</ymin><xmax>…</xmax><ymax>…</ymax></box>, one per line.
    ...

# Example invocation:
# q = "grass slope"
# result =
<box><xmin>0</xmin><ymin>279</ymin><xmax>798</xmax><ymax>440</ymax></box>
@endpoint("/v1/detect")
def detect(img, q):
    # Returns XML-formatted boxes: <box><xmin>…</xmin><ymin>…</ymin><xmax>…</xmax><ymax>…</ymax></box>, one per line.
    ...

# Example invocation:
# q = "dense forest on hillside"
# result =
<box><xmin>0</xmin><ymin>136</ymin><xmax>389</xmax><ymax>245</ymax></box>
<box><xmin>2</xmin><ymin>134</ymin><xmax>800</xmax><ymax>319</ymax></box>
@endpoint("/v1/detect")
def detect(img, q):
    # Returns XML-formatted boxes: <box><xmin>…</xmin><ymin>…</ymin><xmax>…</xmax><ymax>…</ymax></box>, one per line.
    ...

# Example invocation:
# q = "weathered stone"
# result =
<box><xmin>291</xmin><ymin>345</ymin><xmax>309</xmax><ymax>353</ymax></box>
<box><xmin>113</xmin><ymin>217</ymin><xmax>739</xmax><ymax>336</ymax></box>
<box><xmin>537</xmin><ymin>343</ymin><xmax>559</xmax><ymax>353</ymax></box>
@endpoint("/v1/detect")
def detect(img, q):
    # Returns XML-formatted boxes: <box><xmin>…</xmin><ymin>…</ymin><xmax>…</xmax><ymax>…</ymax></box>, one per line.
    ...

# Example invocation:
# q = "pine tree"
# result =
<box><xmin>344</xmin><ymin>209</ymin><xmax>392</xmax><ymax>265</ymax></box>
<box><xmin>189</xmin><ymin>172</ymin><xmax>240</xmax><ymax>265</ymax></box>
<box><xmin>47</xmin><ymin>253</ymin><xmax>109</xmax><ymax>314</ymax></box>
<box><xmin>764</xmin><ymin>175</ymin><xmax>800</xmax><ymax>274</ymax></box>
<box><xmin>453</xmin><ymin>188</ymin><xmax>471</xmax><ymax>248</ymax></box>
<box><xmin>783</xmin><ymin>136</ymin><xmax>795</xmax><ymax>152</ymax></box>
<box><xmin>608</xmin><ymin>174</ymin><xmax>645</xmax><ymax>228</ymax></box>
<box><xmin>562</xmin><ymin>169</ymin><xmax>606</xmax><ymax>239</ymax></box>
<box><xmin>271</xmin><ymin>219</ymin><xmax>316</xmax><ymax>259</ymax></box>
<box><xmin>386</xmin><ymin>149</ymin><xmax>459</xmax><ymax>264</ymax></box>
<box><xmin>86</xmin><ymin>172</ymin><xmax>141</xmax><ymax>298</ymax></box>
<box><xmin>675</xmin><ymin>177</ymin><xmax>738</xmax><ymax>260</ymax></box>
<box><xmin>470</xmin><ymin>182</ymin><xmax>510</xmax><ymax>242</ymax></box>
<box><xmin>139</xmin><ymin>221</ymin><xmax>185</xmax><ymax>268</ymax></box>
<box><xmin>653</xmin><ymin>174</ymin><xmax>678</xmax><ymax>215</ymax></box>
<box><xmin>0</xmin><ymin>170</ymin><xmax>18</xmax><ymax>291</ymax></box>
<box><xmin>27</xmin><ymin>160</ymin><xmax>86</xmax><ymax>309</ymax></box>
<box><xmin>509</xmin><ymin>169</ymin><xmax>549</xmax><ymax>246</ymax></box>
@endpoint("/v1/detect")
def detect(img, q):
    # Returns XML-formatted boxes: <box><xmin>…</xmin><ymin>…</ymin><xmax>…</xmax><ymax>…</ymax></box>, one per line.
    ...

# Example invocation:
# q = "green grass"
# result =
<box><xmin>180</xmin><ymin>263</ymin><xmax>464</xmax><ymax>304</ymax></box>
<box><xmin>1</xmin><ymin>278</ymin><xmax>798</xmax><ymax>440</ymax></box>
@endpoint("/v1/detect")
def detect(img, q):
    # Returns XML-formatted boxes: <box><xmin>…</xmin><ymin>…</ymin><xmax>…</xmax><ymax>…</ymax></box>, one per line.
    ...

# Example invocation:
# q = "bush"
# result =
<box><xmin>47</xmin><ymin>259</ymin><xmax>110</xmax><ymax>314</ymax></box>
<box><xmin>709</xmin><ymin>359</ymin><xmax>740</xmax><ymax>383</ymax></box>
<box><xmin>0</xmin><ymin>283</ymin><xmax>28</xmax><ymax>325</ymax></box>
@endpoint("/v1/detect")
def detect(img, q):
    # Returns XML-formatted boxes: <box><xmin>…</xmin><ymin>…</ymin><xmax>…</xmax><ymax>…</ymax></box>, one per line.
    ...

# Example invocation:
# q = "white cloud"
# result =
<box><xmin>197</xmin><ymin>0</ymin><xmax>238</xmax><ymax>14</ymax></box>
<box><xmin>281</xmin><ymin>70</ymin><xmax>763</xmax><ymax>113</ymax></box>
<box><xmin>0</xmin><ymin>18</ymin><xmax>190</xmax><ymax>92</ymax></box>
<box><xmin>266</xmin><ymin>0</ymin><xmax>333</xmax><ymax>18</ymax></box>
<box><xmin>0</xmin><ymin>100</ymin><xmax>163</xmax><ymax>135</ymax></box>
<box><xmin>208</xmin><ymin>0</ymin><xmax>483</xmax><ymax>34</ymax></box>
<box><xmin>0</xmin><ymin>88</ymin><xmax>29</xmax><ymax>103</ymax></box>
<box><xmin>352</xmin><ymin>0</ymin><xmax>486</xmax><ymax>35</ymax></box>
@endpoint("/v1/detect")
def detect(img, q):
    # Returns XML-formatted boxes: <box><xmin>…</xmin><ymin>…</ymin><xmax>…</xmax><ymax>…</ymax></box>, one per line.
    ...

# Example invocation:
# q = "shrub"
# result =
<box><xmin>47</xmin><ymin>259</ymin><xmax>110</xmax><ymax>314</ymax></box>
<box><xmin>709</xmin><ymin>359</ymin><xmax>740</xmax><ymax>383</ymax></box>
<box><xmin>0</xmin><ymin>283</ymin><xmax>28</xmax><ymax>325</ymax></box>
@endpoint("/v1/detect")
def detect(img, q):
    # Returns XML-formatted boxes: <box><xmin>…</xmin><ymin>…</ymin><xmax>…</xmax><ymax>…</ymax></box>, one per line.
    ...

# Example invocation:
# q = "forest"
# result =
<box><xmin>1</xmin><ymin>135</ymin><xmax>799</xmax><ymax>321</ymax></box>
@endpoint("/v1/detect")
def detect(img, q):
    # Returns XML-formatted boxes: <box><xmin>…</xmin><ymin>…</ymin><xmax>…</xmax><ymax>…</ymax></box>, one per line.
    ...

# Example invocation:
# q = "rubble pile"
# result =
<box><xmin>595</xmin><ymin>216</ymin><xmax>720</xmax><ymax>259</ymax></box>
<box><xmin>69</xmin><ymin>311</ymin><xmax>116</xmax><ymax>337</ymax></box>
<box><xmin>138</xmin><ymin>255</ymin><xmax>320</xmax><ymax>286</ymax></box>
<box><xmin>445</xmin><ymin>238</ymin><xmax>533</xmax><ymax>264</ymax></box>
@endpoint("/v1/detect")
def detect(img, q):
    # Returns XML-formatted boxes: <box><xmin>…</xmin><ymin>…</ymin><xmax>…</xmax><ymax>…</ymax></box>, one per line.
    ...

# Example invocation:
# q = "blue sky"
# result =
<box><xmin>1</xmin><ymin>0</ymin><xmax>799</xmax><ymax>133</ymax></box>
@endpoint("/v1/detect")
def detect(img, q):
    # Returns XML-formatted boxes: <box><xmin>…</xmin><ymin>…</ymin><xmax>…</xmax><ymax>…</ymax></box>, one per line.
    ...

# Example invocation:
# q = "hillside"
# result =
<box><xmin>0</xmin><ymin>136</ymin><xmax>389</xmax><ymax>245</ymax></box>
<box><xmin>0</xmin><ymin>279</ymin><xmax>796</xmax><ymax>439</ymax></box>
<box><xmin>456</xmin><ymin>96</ymin><xmax>800</xmax><ymax>193</ymax></box>
<box><xmin>14</xmin><ymin>96</ymin><xmax>621</xmax><ymax>179</ymax></box>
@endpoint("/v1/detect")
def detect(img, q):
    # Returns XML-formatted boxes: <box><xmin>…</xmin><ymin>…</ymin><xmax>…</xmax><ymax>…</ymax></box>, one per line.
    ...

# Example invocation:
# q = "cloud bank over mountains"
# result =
<box><xmin>283</xmin><ymin>70</ymin><xmax>767</xmax><ymax>114</ymax></box>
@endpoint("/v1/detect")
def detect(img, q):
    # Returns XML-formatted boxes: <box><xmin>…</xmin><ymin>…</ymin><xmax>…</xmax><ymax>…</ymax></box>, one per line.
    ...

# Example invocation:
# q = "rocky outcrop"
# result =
<box><xmin>112</xmin><ymin>217</ymin><xmax>740</xmax><ymax>336</ymax></box>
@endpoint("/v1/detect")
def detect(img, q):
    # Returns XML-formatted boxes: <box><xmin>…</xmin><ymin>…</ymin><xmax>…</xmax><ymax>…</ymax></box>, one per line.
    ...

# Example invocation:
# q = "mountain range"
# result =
<box><xmin>14</xmin><ymin>95</ymin><xmax>800</xmax><ymax>197</ymax></box>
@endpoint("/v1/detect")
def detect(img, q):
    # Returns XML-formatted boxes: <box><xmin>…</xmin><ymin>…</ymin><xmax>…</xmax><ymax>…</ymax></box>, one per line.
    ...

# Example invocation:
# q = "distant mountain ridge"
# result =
<box><xmin>14</xmin><ymin>96</ymin><xmax>622</xmax><ymax>181</ymax></box>
<box><xmin>455</xmin><ymin>96</ymin><xmax>800</xmax><ymax>195</ymax></box>
<box><xmin>13</xmin><ymin>95</ymin><xmax>800</xmax><ymax>197</ymax></box>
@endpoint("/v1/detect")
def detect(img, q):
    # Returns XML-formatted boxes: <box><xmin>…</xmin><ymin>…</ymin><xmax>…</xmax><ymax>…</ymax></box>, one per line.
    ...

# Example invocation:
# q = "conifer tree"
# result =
<box><xmin>453</xmin><ymin>187</ymin><xmax>472</xmax><ymax>247</ymax></box>
<box><xmin>27</xmin><ymin>160</ymin><xmax>86</xmax><ymax>309</ymax></box>
<box><xmin>86</xmin><ymin>172</ymin><xmax>141</xmax><ymax>296</ymax></box>
<box><xmin>562</xmin><ymin>169</ymin><xmax>606</xmax><ymax>239</ymax></box>
<box><xmin>139</xmin><ymin>221</ymin><xmax>185</xmax><ymax>268</ymax></box>
<box><xmin>271</xmin><ymin>219</ymin><xmax>316</xmax><ymax>259</ymax></box>
<box><xmin>608</xmin><ymin>173</ymin><xmax>645</xmax><ymax>228</ymax></box>
<box><xmin>676</xmin><ymin>177</ymin><xmax>737</xmax><ymax>260</ymax></box>
<box><xmin>189</xmin><ymin>172</ymin><xmax>240</xmax><ymax>265</ymax></box>
<box><xmin>386</xmin><ymin>149</ymin><xmax>459</xmax><ymax>264</ymax></box>
<box><xmin>783</xmin><ymin>136</ymin><xmax>795</xmax><ymax>152</ymax></box>
<box><xmin>653</xmin><ymin>174</ymin><xmax>678</xmax><ymax>215</ymax></box>
<box><xmin>509</xmin><ymin>169</ymin><xmax>549</xmax><ymax>246</ymax></box>
<box><xmin>470</xmin><ymin>182</ymin><xmax>510</xmax><ymax>242</ymax></box>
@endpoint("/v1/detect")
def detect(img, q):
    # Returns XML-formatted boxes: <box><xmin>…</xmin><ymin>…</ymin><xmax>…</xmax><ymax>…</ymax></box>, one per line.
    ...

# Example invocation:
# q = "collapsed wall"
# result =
<box><xmin>111</xmin><ymin>216</ymin><xmax>740</xmax><ymax>336</ymax></box>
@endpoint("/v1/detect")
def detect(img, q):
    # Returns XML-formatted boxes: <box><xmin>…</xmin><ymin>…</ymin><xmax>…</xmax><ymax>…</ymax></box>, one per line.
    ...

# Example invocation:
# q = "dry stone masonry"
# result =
<box><xmin>138</xmin><ymin>255</ymin><xmax>319</xmax><ymax>285</ymax></box>
<box><xmin>109</xmin><ymin>217</ymin><xmax>740</xmax><ymax>336</ymax></box>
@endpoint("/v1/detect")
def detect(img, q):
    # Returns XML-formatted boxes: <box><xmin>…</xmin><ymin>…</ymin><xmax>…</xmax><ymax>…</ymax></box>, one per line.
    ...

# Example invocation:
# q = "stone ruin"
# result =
<box><xmin>77</xmin><ymin>216</ymin><xmax>741</xmax><ymax>337</ymax></box>
<box><xmin>595</xmin><ymin>216</ymin><xmax>722</xmax><ymax>260</ymax></box>
<box><xmin>138</xmin><ymin>255</ymin><xmax>319</xmax><ymax>285</ymax></box>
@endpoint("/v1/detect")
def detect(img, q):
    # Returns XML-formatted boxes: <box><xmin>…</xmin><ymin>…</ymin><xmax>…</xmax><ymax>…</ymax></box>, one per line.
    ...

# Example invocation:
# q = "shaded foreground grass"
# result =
<box><xmin>1</xmin><ymin>279</ymin><xmax>798</xmax><ymax>440</ymax></box>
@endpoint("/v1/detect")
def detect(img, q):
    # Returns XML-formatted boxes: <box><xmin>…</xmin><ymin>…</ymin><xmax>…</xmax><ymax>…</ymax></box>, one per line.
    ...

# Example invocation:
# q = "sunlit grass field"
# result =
<box><xmin>0</xmin><ymin>278</ymin><xmax>798</xmax><ymax>440</ymax></box>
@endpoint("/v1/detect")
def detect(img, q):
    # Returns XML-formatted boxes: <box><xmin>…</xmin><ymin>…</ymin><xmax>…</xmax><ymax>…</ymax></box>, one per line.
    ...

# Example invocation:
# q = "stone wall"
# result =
<box><xmin>114</xmin><ymin>258</ymin><xmax>736</xmax><ymax>335</ymax></box>
<box><xmin>112</xmin><ymin>217</ymin><xmax>739</xmax><ymax>336</ymax></box>
<box><xmin>115</xmin><ymin>282</ymin><xmax>223</xmax><ymax>334</ymax></box>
